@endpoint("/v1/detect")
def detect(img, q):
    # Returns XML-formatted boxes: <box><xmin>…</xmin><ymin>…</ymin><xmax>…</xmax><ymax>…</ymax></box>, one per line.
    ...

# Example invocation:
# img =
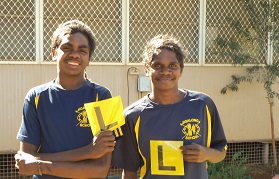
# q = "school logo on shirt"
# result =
<box><xmin>180</xmin><ymin>118</ymin><xmax>201</xmax><ymax>140</ymax></box>
<box><xmin>76</xmin><ymin>106</ymin><xmax>90</xmax><ymax>127</ymax></box>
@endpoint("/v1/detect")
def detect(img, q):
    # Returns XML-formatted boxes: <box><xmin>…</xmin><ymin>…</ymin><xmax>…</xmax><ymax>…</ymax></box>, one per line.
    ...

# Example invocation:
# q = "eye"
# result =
<box><xmin>61</xmin><ymin>46</ymin><xmax>71</xmax><ymax>51</ymax></box>
<box><xmin>170</xmin><ymin>63</ymin><xmax>179</xmax><ymax>68</ymax></box>
<box><xmin>80</xmin><ymin>50</ymin><xmax>88</xmax><ymax>54</ymax></box>
<box><xmin>152</xmin><ymin>64</ymin><xmax>161</xmax><ymax>69</ymax></box>
<box><xmin>78</xmin><ymin>47</ymin><xmax>89</xmax><ymax>54</ymax></box>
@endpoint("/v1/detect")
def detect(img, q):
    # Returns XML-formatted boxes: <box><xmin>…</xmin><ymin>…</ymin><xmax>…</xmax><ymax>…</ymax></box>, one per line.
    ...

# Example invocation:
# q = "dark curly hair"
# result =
<box><xmin>51</xmin><ymin>20</ymin><xmax>96</xmax><ymax>59</ymax></box>
<box><xmin>143</xmin><ymin>34</ymin><xmax>186</xmax><ymax>71</ymax></box>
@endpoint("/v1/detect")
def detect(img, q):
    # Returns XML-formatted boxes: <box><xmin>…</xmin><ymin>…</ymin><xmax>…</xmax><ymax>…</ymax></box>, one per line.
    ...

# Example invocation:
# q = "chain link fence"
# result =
<box><xmin>128</xmin><ymin>0</ymin><xmax>199</xmax><ymax>64</ymax></box>
<box><xmin>0</xmin><ymin>0</ymin><xmax>36</xmax><ymax>61</ymax></box>
<box><xmin>206</xmin><ymin>0</ymin><xmax>269</xmax><ymax>64</ymax></box>
<box><xmin>1</xmin><ymin>0</ymin><xmax>277</xmax><ymax>64</ymax></box>
<box><xmin>43</xmin><ymin>0</ymin><xmax>122</xmax><ymax>62</ymax></box>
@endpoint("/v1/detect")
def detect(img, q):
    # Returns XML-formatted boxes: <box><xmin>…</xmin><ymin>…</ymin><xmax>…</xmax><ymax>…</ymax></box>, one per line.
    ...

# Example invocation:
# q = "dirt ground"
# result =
<box><xmin>247</xmin><ymin>165</ymin><xmax>277</xmax><ymax>179</ymax></box>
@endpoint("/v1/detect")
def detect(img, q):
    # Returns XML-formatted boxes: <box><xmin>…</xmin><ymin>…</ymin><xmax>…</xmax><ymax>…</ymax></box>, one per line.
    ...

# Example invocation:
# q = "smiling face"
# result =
<box><xmin>146</xmin><ymin>49</ymin><xmax>182</xmax><ymax>92</ymax></box>
<box><xmin>52</xmin><ymin>32</ymin><xmax>90</xmax><ymax>79</ymax></box>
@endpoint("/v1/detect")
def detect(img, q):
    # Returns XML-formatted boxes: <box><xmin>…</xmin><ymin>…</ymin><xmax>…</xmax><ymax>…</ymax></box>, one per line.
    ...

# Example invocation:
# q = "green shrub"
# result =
<box><xmin>208</xmin><ymin>151</ymin><xmax>252</xmax><ymax>179</ymax></box>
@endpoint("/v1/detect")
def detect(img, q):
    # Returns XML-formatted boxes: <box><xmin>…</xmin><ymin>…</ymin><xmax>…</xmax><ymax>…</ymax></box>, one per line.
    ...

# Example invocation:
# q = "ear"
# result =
<box><xmin>51</xmin><ymin>48</ymin><xmax>57</xmax><ymax>61</ymax></box>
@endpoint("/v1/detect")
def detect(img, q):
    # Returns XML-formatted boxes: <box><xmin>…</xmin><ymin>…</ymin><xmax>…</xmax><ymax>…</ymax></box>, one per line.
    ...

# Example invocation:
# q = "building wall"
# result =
<box><xmin>1</xmin><ymin>64</ymin><xmax>278</xmax><ymax>151</ymax></box>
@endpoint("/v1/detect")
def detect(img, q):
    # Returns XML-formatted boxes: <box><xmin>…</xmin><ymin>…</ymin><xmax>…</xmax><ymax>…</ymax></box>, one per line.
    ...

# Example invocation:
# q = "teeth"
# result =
<box><xmin>67</xmin><ymin>61</ymin><xmax>79</xmax><ymax>66</ymax></box>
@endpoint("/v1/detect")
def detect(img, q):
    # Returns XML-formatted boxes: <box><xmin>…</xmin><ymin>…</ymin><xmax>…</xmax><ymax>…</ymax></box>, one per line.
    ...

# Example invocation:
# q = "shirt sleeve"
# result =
<box><xmin>16</xmin><ymin>89</ymin><xmax>42</xmax><ymax>147</ymax></box>
<box><xmin>207</xmin><ymin>97</ymin><xmax>227</xmax><ymax>151</ymax></box>
<box><xmin>96</xmin><ymin>85</ymin><xmax>112</xmax><ymax>100</ymax></box>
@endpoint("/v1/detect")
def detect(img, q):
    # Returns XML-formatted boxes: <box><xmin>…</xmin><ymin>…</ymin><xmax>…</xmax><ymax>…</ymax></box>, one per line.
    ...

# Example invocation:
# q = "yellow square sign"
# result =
<box><xmin>84</xmin><ymin>96</ymin><xmax>125</xmax><ymax>136</ymax></box>
<box><xmin>150</xmin><ymin>140</ymin><xmax>184</xmax><ymax>176</ymax></box>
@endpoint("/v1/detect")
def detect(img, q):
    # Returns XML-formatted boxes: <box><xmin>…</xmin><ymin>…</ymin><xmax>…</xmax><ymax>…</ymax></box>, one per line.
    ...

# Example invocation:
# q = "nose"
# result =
<box><xmin>159</xmin><ymin>66</ymin><xmax>172</xmax><ymax>74</ymax></box>
<box><xmin>69</xmin><ymin>50</ymin><xmax>80</xmax><ymax>58</ymax></box>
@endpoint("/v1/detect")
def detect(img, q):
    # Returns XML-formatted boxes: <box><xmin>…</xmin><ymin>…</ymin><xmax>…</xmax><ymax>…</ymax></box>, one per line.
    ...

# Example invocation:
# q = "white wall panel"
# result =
<box><xmin>0</xmin><ymin>65</ymin><xmax>278</xmax><ymax>151</ymax></box>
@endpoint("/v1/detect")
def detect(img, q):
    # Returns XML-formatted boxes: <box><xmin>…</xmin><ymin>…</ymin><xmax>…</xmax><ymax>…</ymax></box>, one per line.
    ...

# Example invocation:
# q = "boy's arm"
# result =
<box><xmin>20</xmin><ymin>131</ymin><xmax>115</xmax><ymax>162</ymax></box>
<box><xmin>15</xmin><ymin>150</ymin><xmax>112</xmax><ymax>178</ymax></box>
<box><xmin>180</xmin><ymin>143</ymin><xmax>226</xmax><ymax>163</ymax></box>
<box><xmin>16</xmin><ymin>131</ymin><xmax>115</xmax><ymax>178</ymax></box>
